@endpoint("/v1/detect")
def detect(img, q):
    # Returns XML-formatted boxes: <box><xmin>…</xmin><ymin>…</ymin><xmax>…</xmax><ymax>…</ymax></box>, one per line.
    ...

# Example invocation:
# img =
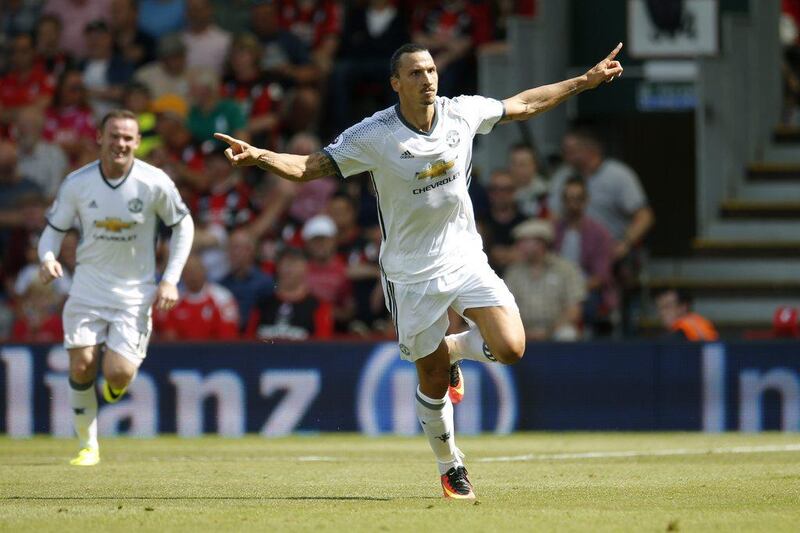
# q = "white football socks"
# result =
<box><xmin>69</xmin><ymin>379</ymin><xmax>98</xmax><ymax>451</ymax></box>
<box><xmin>415</xmin><ymin>387</ymin><xmax>462</xmax><ymax>475</ymax></box>
<box><xmin>447</xmin><ymin>327</ymin><xmax>497</xmax><ymax>365</ymax></box>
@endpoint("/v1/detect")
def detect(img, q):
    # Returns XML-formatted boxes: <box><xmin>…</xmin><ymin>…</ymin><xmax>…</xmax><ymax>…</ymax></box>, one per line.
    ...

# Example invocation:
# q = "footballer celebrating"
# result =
<box><xmin>215</xmin><ymin>43</ymin><xmax>623</xmax><ymax>498</ymax></box>
<box><xmin>39</xmin><ymin>110</ymin><xmax>194</xmax><ymax>466</ymax></box>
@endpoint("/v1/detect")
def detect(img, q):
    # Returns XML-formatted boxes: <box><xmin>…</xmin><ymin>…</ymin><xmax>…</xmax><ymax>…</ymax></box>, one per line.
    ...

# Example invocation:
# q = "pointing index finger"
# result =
<box><xmin>606</xmin><ymin>42</ymin><xmax>623</xmax><ymax>61</ymax></box>
<box><xmin>213</xmin><ymin>132</ymin><xmax>239</xmax><ymax>146</ymax></box>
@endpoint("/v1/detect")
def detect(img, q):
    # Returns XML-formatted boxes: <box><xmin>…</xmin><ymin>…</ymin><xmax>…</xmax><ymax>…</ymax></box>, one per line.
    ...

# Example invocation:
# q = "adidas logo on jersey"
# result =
<box><xmin>400</xmin><ymin>150</ymin><xmax>414</xmax><ymax>159</ymax></box>
<box><xmin>89</xmin><ymin>200</ymin><xmax>98</xmax><ymax>208</ymax></box>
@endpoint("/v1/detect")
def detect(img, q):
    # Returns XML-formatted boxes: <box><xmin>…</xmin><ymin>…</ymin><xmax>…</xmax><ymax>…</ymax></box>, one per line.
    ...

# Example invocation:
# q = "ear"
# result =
<box><xmin>96</xmin><ymin>130</ymin><xmax>102</xmax><ymax>145</ymax></box>
<box><xmin>390</xmin><ymin>76</ymin><xmax>399</xmax><ymax>93</ymax></box>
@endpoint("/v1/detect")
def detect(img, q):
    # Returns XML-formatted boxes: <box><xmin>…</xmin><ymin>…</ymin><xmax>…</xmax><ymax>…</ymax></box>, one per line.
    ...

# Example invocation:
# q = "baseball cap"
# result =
<box><xmin>512</xmin><ymin>219</ymin><xmax>554</xmax><ymax>243</ymax></box>
<box><xmin>302</xmin><ymin>214</ymin><xmax>337</xmax><ymax>240</ymax></box>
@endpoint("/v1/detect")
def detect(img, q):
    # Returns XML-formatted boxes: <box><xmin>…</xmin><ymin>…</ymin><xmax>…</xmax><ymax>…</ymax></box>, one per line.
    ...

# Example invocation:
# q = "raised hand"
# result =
<box><xmin>213</xmin><ymin>133</ymin><xmax>263</xmax><ymax>167</ymax></box>
<box><xmin>586</xmin><ymin>42</ymin><xmax>624</xmax><ymax>89</ymax></box>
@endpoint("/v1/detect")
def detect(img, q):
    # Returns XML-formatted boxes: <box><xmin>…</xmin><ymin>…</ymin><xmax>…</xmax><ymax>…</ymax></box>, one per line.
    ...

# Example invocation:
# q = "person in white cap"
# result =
<box><xmin>214</xmin><ymin>41</ymin><xmax>624</xmax><ymax>499</ymax></box>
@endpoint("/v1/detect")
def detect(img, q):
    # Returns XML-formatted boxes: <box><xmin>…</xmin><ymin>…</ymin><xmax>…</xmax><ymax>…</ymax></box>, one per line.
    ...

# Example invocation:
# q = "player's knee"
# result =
<box><xmin>490</xmin><ymin>336</ymin><xmax>526</xmax><ymax>365</ymax></box>
<box><xmin>69</xmin><ymin>360</ymin><xmax>96</xmax><ymax>382</ymax></box>
<box><xmin>416</xmin><ymin>368</ymin><xmax>450</xmax><ymax>398</ymax></box>
<box><xmin>104</xmin><ymin>367</ymin><xmax>134</xmax><ymax>390</ymax></box>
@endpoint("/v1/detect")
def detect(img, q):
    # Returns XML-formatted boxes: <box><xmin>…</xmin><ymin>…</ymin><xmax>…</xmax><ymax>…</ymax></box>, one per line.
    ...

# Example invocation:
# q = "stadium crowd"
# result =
<box><xmin>0</xmin><ymin>0</ymin><xmax>663</xmax><ymax>343</ymax></box>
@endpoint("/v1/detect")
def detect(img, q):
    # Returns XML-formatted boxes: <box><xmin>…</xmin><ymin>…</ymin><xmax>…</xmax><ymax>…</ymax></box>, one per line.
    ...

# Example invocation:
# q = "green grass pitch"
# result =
<box><xmin>2</xmin><ymin>433</ymin><xmax>800</xmax><ymax>532</ymax></box>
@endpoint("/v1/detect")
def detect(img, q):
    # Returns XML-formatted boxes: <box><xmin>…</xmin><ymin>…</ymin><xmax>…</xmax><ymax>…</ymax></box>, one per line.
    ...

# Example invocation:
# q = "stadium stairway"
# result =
<box><xmin>644</xmin><ymin>126</ymin><xmax>800</xmax><ymax>336</ymax></box>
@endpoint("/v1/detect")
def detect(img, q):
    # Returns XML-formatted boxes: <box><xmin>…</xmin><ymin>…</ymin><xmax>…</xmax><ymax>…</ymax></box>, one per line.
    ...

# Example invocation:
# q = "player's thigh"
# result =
<box><xmin>68</xmin><ymin>345</ymin><xmax>101</xmax><ymax>383</ymax></box>
<box><xmin>462</xmin><ymin>305</ymin><xmax>525</xmax><ymax>364</ymax></box>
<box><xmin>104</xmin><ymin>304</ymin><xmax>151</xmax><ymax>381</ymax></box>
<box><xmin>102</xmin><ymin>348</ymin><xmax>139</xmax><ymax>387</ymax></box>
<box><xmin>385</xmin><ymin>277</ymin><xmax>452</xmax><ymax>362</ymax></box>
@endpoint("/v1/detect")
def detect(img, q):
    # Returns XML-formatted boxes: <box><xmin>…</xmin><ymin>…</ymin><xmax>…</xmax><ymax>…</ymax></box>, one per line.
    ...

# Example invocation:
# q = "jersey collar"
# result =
<box><xmin>99</xmin><ymin>159</ymin><xmax>135</xmax><ymax>189</ymax></box>
<box><xmin>394</xmin><ymin>101</ymin><xmax>438</xmax><ymax>137</ymax></box>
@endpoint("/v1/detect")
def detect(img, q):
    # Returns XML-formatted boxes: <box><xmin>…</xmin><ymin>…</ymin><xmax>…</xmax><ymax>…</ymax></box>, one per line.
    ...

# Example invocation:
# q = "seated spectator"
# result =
<box><xmin>42</xmin><ymin>0</ymin><xmax>110</xmax><ymax>59</ymax></box>
<box><xmin>285</xmin><ymin>132</ymin><xmax>337</xmax><ymax>225</ymax></box>
<box><xmin>35</xmin><ymin>14</ymin><xmax>73</xmax><ymax>79</ymax></box>
<box><xmin>0</xmin><ymin>140</ymin><xmax>44</xmax><ymax>230</ymax></box>
<box><xmin>10</xmin><ymin>276</ymin><xmax>64</xmax><ymax>343</ymax></box>
<box><xmin>508</xmin><ymin>143</ymin><xmax>549</xmax><ymax>219</ymax></box>
<box><xmin>182</xmin><ymin>0</ymin><xmax>231</xmax><ymax>76</ymax></box>
<box><xmin>221</xmin><ymin>33</ymin><xmax>283</xmax><ymax>150</ymax></box>
<box><xmin>110</xmin><ymin>0</ymin><xmax>157</xmax><ymax>68</ymax></box>
<box><xmin>137</xmin><ymin>0</ymin><xmax>186</xmax><ymax>41</ymax></box>
<box><xmin>43</xmin><ymin>68</ymin><xmax>97</xmax><ymax>169</ymax></box>
<box><xmin>186</xmin><ymin>68</ymin><xmax>247</xmax><ymax>148</ymax></box>
<box><xmin>80</xmin><ymin>20</ymin><xmax>136</xmax><ymax>119</ymax></box>
<box><xmin>155</xmin><ymin>254</ymin><xmax>240</xmax><ymax>340</ymax></box>
<box><xmin>554</xmin><ymin>176</ymin><xmax>616</xmax><ymax>336</ymax></box>
<box><xmin>278</xmin><ymin>0</ymin><xmax>341</xmax><ymax>75</ymax></box>
<box><xmin>773</xmin><ymin>306</ymin><xmax>800</xmax><ymax>338</ymax></box>
<box><xmin>220</xmin><ymin>229</ymin><xmax>274</xmax><ymax>333</ymax></box>
<box><xmin>13</xmin><ymin>106</ymin><xmax>69</xmax><ymax>200</ymax></box>
<box><xmin>0</xmin><ymin>33</ymin><xmax>54</xmax><ymax>129</ymax></box>
<box><xmin>14</xmin><ymin>230</ymin><xmax>77</xmax><ymax>299</ymax></box>
<box><xmin>302</xmin><ymin>214</ymin><xmax>354</xmax><ymax>332</ymax></box>
<box><xmin>248</xmin><ymin>247</ymin><xmax>333</xmax><ymax>341</ymax></box>
<box><xmin>654</xmin><ymin>288</ymin><xmax>719</xmax><ymax>342</ymax></box>
<box><xmin>0</xmin><ymin>0</ymin><xmax>40</xmax><ymax>39</ymax></box>
<box><xmin>135</xmin><ymin>33</ymin><xmax>194</xmax><ymax>101</ymax></box>
<box><xmin>123</xmin><ymin>82</ymin><xmax>160</xmax><ymax>158</ymax></box>
<box><xmin>479</xmin><ymin>169</ymin><xmax>526</xmax><ymax>275</ymax></box>
<box><xmin>504</xmin><ymin>219</ymin><xmax>586</xmax><ymax>341</ymax></box>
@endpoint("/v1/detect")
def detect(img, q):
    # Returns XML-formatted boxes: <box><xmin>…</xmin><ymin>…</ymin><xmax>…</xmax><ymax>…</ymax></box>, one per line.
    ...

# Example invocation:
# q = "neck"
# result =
<box><xmin>398</xmin><ymin>100</ymin><xmax>435</xmax><ymax>133</ymax></box>
<box><xmin>565</xmin><ymin>213</ymin><xmax>582</xmax><ymax>226</ymax></box>
<box><xmin>101</xmin><ymin>158</ymin><xmax>133</xmax><ymax>180</ymax></box>
<box><xmin>580</xmin><ymin>157</ymin><xmax>602</xmax><ymax>177</ymax></box>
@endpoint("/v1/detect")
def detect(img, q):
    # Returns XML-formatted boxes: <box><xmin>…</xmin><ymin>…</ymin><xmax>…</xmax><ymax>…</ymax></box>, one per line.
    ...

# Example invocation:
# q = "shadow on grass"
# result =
<box><xmin>3</xmin><ymin>496</ymin><xmax>440</xmax><ymax>501</ymax></box>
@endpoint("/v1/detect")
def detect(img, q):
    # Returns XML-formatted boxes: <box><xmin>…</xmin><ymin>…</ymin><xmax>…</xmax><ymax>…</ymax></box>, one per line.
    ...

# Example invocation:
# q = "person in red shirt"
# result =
<box><xmin>42</xmin><ymin>68</ymin><xmax>97</xmax><ymax>169</ymax></box>
<box><xmin>247</xmin><ymin>247</ymin><xmax>333</xmax><ymax>340</ymax></box>
<box><xmin>11</xmin><ymin>276</ymin><xmax>64</xmax><ymax>343</ymax></box>
<box><xmin>0</xmin><ymin>33</ymin><xmax>54</xmax><ymax>130</ymax></box>
<box><xmin>279</xmin><ymin>0</ymin><xmax>341</xmax><ymax>74</ymax></box>
<box><xmin>155</xmin><ymin>254</ymin><xmax>240</xmax><ymax>340</ymax></box>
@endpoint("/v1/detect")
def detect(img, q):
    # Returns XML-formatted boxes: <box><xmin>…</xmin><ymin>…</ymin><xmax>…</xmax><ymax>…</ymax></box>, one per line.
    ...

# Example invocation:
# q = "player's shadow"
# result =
<box><xmin>2</xmin><ymin>496</ymin><xmax>440</xmax><ymax>501</ymax></box>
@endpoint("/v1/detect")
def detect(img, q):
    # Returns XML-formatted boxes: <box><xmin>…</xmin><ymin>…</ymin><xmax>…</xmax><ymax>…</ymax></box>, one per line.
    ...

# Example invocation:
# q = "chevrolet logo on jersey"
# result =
<box><xmin>415</xmin><ymin>159</ymin><xmax>455</xmax><ymax>181</ymax></box>
<box><xmin>94</xmin><ymin>218</ymin><xmax>136</xmax><ymax>232</ymax></box>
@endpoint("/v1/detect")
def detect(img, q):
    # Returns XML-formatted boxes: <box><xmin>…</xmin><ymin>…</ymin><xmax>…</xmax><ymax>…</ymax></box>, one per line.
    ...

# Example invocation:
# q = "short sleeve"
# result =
<box><xmin>323</xmin><ymin>119</ymin><xmax>381</xmax><ymax>179</ymax></box>
<box><xmin>154</xmin><ymin>172</ymin><xmax>190</xmax><ymax>226</ymax></box>
<box><xmin>46</xmin><ymin>180</ymin><xmax>78</xmax><ymax>232</ymax></box>
<box><xmin>615</xmin><ymin>163</ymin><xmax>648</xmax><ymax>214</ymax></box>
<box><xmin>450</xmin><ymin>95</ymin><xmax>505</xmax><ymax>135</ymax></box>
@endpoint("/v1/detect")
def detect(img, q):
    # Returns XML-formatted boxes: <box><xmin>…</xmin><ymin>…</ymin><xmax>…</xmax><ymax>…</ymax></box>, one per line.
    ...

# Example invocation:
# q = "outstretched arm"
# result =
<box><xmin>501</xmin><ymin>43</ymin><xmax>624</xmax><ymax>123</ymax></box>
<box><xmin>213</xmin><ymin>133</ymin><xmax>336</xmax><ymax>183</ymax></box>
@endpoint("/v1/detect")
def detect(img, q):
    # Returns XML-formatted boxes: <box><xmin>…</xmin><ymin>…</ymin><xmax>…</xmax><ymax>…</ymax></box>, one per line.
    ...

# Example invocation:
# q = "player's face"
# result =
<box><xmin>392</xmin><ymin>51</ymin><xmax>438</xmax><ymax>107</ymax></box>
<box><xmin>99</xmin><ymin>117</ymin><xmax>141</xmax><ymax>168</ymax></box>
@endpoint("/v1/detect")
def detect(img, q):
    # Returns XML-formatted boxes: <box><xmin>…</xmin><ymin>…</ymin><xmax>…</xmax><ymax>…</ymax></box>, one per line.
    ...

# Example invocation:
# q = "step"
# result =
<box><xmin>774</xmin><ymin>125</ymin><xmax>800</xmax><ymax>144</ymax></box>
<box><xmin>692</xmin><ymin>297</ymin><xmax>800</xmax><ymax>323</ymax></box>
<box><xmin>737</xmin><ymin>182</ymin><xmax>800</xmax><ymax>201</ymax></box>
<box><xmin>648</xmin><ymin>257</ymin><xmax>800</xmax><ymax>281</ymax></box>
<box><xmin>702</xmin><ymin>220</ymin><xmax>800</xmax><ymax>241</ymax></box>
<box><xmin>692</xmin><ymin>238</ymin><xmax>800</xmax><ymax>257</ymax></box>
<box><xmin>646</xmin><ymin>278</ymin><xmax>800</xmax><ymax>296</ymax></box>
<box><xmin>762</xmin><ymin>144</ymin><xmax>800</xmax><ymax>164</ymax></box>
<box><xmin>747</xmin><ymin>162</ymin><xmax>800</xmax><ymax>182</ymax></box>
<box><xmin>719</xmin><ymin>199</ymin><xmax>800</xmax><ymax>219</ymax></box>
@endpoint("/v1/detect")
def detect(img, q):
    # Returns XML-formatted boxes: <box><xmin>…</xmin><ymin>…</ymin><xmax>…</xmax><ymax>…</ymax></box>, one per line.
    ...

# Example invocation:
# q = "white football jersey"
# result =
<box><xmin>324</xmin><ymin>95</ymin><xmax>504</xmax><ymax>284</ymax></box>
<box><xmin>46</xmin><ymin>159</ymin><xmax>189</xmax><ymax>309</ymax></box>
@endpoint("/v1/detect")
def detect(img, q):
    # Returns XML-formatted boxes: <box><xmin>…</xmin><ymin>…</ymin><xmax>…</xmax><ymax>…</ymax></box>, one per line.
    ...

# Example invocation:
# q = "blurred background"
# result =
<box><xmin>4</xmin><ymin>0</ymin><xmax>800</xmax><ymax>437</ymax></box>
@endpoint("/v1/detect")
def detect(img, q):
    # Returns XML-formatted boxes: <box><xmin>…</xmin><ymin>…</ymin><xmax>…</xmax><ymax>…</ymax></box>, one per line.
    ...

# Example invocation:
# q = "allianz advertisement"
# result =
<box><xmin>1</xmin><ymin>341</ymin><xmax>799</xmax><ymax>437</ymax></box>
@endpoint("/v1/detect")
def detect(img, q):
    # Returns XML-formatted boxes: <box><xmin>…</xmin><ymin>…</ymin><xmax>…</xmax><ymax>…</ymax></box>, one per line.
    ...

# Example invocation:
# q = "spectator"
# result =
<box><xmin>42</xmin><ymin>0</ymin><xmax>110</xmax><ymax>59</ymax></box>
<box><xmin>0</xmin><ymin>0</ymin><xmax>41</xmax><ymax>39</ymax></box>
<box><xmin>278</xmin><ymin>0</ymin><xmax>341</xmax><ymax>75</ymax></box>
<box><xmin>34</xmin><ymin>13</ymin><xmax>73</xmax><ymax>79</ymax></box>
<box><xmin>10</xmin><ymin>276</ymin><xmax>64</xmax><ymax>343</ymax></box>
<box><xmin>508</xmin><ymin>143</ymin><xmax>549</xmax><ymax>219</ymax></box>
<box><xmin>14</xmin><ymin>229</ymin><xmax>77</xmax><ymax>299</ymax></box>
<box><xmin>504</xmin><ymin>219</ymin><xmax>586</xmax><ymax>341</ymax></box>
<box><xmin>220</xmin><ymin>228</ymin><xmax>274</xmax><ymax>333</ymax></box>
<box><xmin>479</xmin><ymin>169</ymin><xmax>526</xmax><ymax>275</ymax></box>
<box><xmin>80</xmin><ymin>20</ymin><xmax>136</xmax><ymax>119</ymax></box>
<box><xmin>549</xmin><ymin>127</ymin><xmax>654</xmax><ymax>261</ymax></box>
<box><xmin>412</xmin><ymin>0</ymin><xmax>476</xmax><ymax>97</ymax></box>
<box><xmin>123</xmin><ymin>82</ymin><xmax>160</xmax><ymax>158</ymax></box>
<box><xmin>285</xmin><ymin>132</ymin><xmax>337</xmax><ymax>225</ymax></box>
<box><xmin>302</xmin><ymin>214</ymin><xmax>354</xmax><ymax>332</ymax></box>
<box><xmin>110</xmin><ymin>0</ymin><xmax>157</xmax><ymax>68</ymax></box>
<box><xmin>12</xmin><ymin>106</ymin><xmax>69</xmax><ymax>200</ymax></box>
<box><xmin>42</xmin><ymin>68</ymin><xmax>97</xmax><ymax>169</ymax></box>
<box><xmin>654</xmin><ymin>288</ymin><xmax>719</xmax><ymax>341</ymax></box>
<box><xmin>182</xmin><ymin>0</ymin><xmax>231</xmax><ymax>76</ymax></box>
<box><xmin>554</xmin><ymin>176</ymin><xmax>616</xmax><ymax>336</ymax></box>
<box><xmin>137</xmin><ymin>0</ymin><xmax>186</xmax><ymax>40</ymax></box>
<box><xmin>186</xmin><ymin>68</ymin><xmax>247</xmax><ymax>147</ymax></box>
<box><xmin>155</xmin><ymin>254</ymin><xmax>240</xmax><ymax>340</ymax></box>
<box><xmin>0</xmin><ymin>33</ymin><xmax>54</xmax><ymax>129</ymax></box>
<box><xmin>248</xmin><ymin>247</ymin><xmax>333</xmax><ymax>341</ymax></box>
<box><xmin>328</xmin><ymin>0</ymin><xmax>408</xmax><ymax>135</ymax></box>
<box><xmin>0</xmin><ymin>140</ymin><xmax>43</xmax><ymax>223</ymax></box>
<box><xmin>134</xmin><ymin>33</ymin><xmax>193</xmax><ymax>101</ymax></box>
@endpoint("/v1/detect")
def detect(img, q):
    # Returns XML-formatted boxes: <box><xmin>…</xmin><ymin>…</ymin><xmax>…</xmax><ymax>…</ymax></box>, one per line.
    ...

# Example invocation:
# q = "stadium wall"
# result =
<box><xmin>2</xmin><ymin>341</ymin><xmax>799</xmax><ymax>437</ymax></box>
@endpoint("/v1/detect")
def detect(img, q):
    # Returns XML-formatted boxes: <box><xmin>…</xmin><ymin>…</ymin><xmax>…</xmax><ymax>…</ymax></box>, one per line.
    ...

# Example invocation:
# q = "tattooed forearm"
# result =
<box><xmin>253</xmin><ymin>149</ymin><xmax>334</xmax><ymax>182</ymax></box>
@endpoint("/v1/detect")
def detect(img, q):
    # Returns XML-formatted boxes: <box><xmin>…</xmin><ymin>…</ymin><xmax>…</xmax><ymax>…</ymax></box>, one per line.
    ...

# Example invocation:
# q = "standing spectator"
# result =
<box><xmin>248</xmin><ymin>247</ymin><xmax>333</xmax><ymax>340</ymax></box>
<box><xmin>654</xmin><ymin>288</ymin><xmax>719</xmax><ymax>341</ymax></box>
<box><xmin>220</xmin><ymin>228</ymin><xmax>274</xmax><ymax>333</ymax></box>
<box><xmin>80</xmin><ymin>20</ymin><xmax>136</xmax><ymax>119</ymax></box>
<box><xmin>302</xmin><ymin>214</ymin><xmax>354</xmax><ymax>331</ymax></box>
<box><xmin>549</xmin><ymin>127</ymin><xmax>654</xmax><ymax>261</ymax></box>
<box><xmin>504</xmin><ymin>219</ymin><xmax>586</xmax><ymax>341</ymax></box>
<box><xmin>328</xmin><ymin>0</ymin><xmax>408</xmax><ymax>135</ymax></box>
<box><xmin>34</xmin><ymin>13</ymin><xmax>73</xmax><ymax>79</ymax></box>
<box><xmin>134</xmin><ymin>33</ymin><xmax>193</xmax><ymax>101</ymax></box>
<box><xmin>42</xmin><ymin>0</ymin><xmax>110</xmax><ymax>59</ymax></box>
<box><xmin>0</xmin><ymin>140</ymin><xmax>43</xmax><ymax>231</ymax></box>
<box><xmin>12</xmin><ymin>106</ymin><xmax>69</xmax><ymax>199</ymax></box>
<box><xmin>284</xmin><ymin>132</ymin><xmax>337</xmax><ymax>225</ymax></box>
<box><xmin>0</xmin><ymin>33</ymin><xmax>53</xmax><ymax>128</ymax></box>
<box><xmin>554</xmin><ymin>176</ymin><xmax>616</xmax><ymax>336</ymax></box>
<box><xmin>123</xmin><ymin>82</ymin><xmax>160</xmax><ymax>158</ymax></box>
<box><xmin>182</xmin><ymin>0</ymin><xmax>231</xmax><ymax>76</ymax></box>
<box><xmin>42</xmin><ymin>68</ymin><xmax>97</xmax><ymax>169</ymax></box>
<box><xmin>110</xmin><ymin>0</ymin><xmax>157</xmax><ymax>68</ymax></box>
<box><xmin>155</xmin><ymin>254</ymin><xmax>239</xmax><ymax>340</ymax></box>
<box><xmin>479</xmin><ymin>169</ymin><xmax>526</xmax><ymax>275</ymax></box>
<box><xmin>186</xmin><ymin>68</ymin><xmax>247</xmax><ymax>147</ymax></box>
<box><xmin>137</xmin><ymin>0</ymin><xmax>186</xmax><ymax>41</ymax></box>
<box><xmin>278</xmin><ymin>0</ymin><xmax>341</xmax><ymax>75</ymax></box>
<box><xmin>508</xmin><ymin>143</ymin><xmax>549</xmax><ymax>219</ymax></box>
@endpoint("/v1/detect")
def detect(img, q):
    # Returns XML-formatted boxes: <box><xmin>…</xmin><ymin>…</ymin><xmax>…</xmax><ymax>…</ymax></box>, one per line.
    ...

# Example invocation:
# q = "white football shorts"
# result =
<box><xmin>382</xmin><ymin>259</ymin><xmax>517</xmax><ymax>362</ymax></box>
<box><xmin>62</xmin><ymin>297</ymin><xmax>152</xmax><ymax>367</ymax></box>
